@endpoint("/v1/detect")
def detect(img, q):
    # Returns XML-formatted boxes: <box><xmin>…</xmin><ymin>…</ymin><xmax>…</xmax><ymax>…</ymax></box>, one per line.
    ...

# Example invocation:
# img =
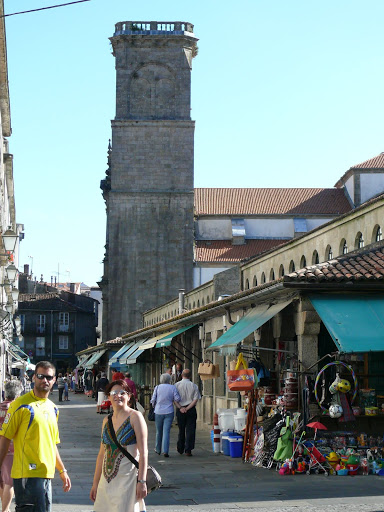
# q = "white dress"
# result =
<box><xmin>93</xmin><ymin>416</ymin><xmax>145</xmax><ymax>512</ymax></box>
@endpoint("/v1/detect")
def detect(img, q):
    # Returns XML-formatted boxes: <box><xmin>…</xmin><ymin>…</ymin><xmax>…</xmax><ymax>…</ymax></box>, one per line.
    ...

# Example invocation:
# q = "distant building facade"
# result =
<box><xmin>18</xmin><ymin>291</ymin><xmax>98</xmax><ymax>371</ymax></box>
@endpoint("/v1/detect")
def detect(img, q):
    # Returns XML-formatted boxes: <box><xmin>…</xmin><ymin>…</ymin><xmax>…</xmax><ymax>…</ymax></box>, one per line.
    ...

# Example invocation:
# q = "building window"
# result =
<box><xmin>37</xmin><ymin>315</ymin><xmax>45</xmax><ymax>334</ymax></box>
<box><xmin>289</xmin><ymin>260</ymin><xmax>295</xmax><ymax>273</ymax></box>
<box><xmin>59</xmin><ymin>336</ymin><xmax>69</xmax><ymax>350</ymax></box>
<box><xmin>312</xmin><ymin>250</ymin><xmax>319</xmax><ymax>264</ymax></box>
<box><xmin>376</xmin><ymin>226</ymin><xmax>382</xmax><ymax>242</ymax></box>
<box><xmin>245</xmin><ymin>279</ymin><xmax>250</xmax><ymax>290</ymax></box>
<box><xmin>269</xmin><ymin>269</ymin><xmax>275</xmax><ymax>281</ymax></box>
<box><xmin>253</xmin><ymin>276</ymin><xmax>257</xmax><ymax>287</ymax></box>
<box><xmin>59</xmin><ymin>312</ymin><xmax>69</xmax><ymax>332</ymax></box>
<box><xmin>342</xmin><ymin>241</ymin><xmax>348</xmax><ymax>254</ymax></box>
<box><xmin>356</xmin><ymin>232</ymin><xmax>364</xmax><ymax>249</ymax></box>
<box><xmin>326</xmin><ymin>246</ymin><xmax>333</xmax><ymax>260</ymax></box>
<box><xmin>279</xmin><ymin>265</ymin><xmax>284</xmax><ymax>277</ymax></box>
<box><xmin>300</xmin><ymin>256</ymin><xmax>306</xmax><ymax>268</ymax></box>
<box><xmin>36</xmin><ymin>337</ymin><xmax>45</xmax><ymax>356</ymax></box>
<box><xmin>260</xmin><ymin>272</ymin><xmax>266</xmax><ymax>284</ymax></box>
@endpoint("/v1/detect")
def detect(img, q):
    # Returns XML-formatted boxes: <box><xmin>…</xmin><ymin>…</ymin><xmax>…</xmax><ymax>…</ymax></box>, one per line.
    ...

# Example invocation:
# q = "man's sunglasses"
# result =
<box><xmin>109</xmin><ymin>390</ymin><xmax>128</xmax><ymax>397</ymax></box>
<box><xmin>35</xmin><ymin>374</ymin><xmax>55</xmax><ymax>382</ymax></box>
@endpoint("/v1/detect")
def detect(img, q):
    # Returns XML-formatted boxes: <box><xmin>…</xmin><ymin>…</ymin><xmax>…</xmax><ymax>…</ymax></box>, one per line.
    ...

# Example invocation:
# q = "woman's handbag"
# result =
<box><xmin>148</xmin><ymin>403</ymin><xmax>155</xmax><ymax>421</ymax></box>
<box><xmin>108</xmin><ymin>415</ymin><xmax>162</xmax><ymax>493</ymax></box>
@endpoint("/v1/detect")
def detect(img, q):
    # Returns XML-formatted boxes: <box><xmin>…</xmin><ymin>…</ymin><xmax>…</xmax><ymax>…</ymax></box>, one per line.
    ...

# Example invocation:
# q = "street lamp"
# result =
<box><xmin>2</xmin><ymin>230</ymin><xmax>18</xmax><ymax>253</ymax></box>
<box><xmin>5</xmin><ymin>264</ymin><xmax>17</xmax><ymax>283</ymax></box>
<box><xmin>11</xmin><ymin>287</ymin><xmax>19</xmax><ymax>302</ymax></box>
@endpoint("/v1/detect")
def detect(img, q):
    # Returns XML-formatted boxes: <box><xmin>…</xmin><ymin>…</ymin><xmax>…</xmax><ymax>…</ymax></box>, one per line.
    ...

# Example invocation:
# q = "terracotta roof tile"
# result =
<box><xmin>194</xmin><ymin>188</ymin><xmax>351</xmax><ymax>216</ymax></box>
<box><xmin>284</xmin><ymin>245</ymin><xmax>384</xmax><ymax>284</ymax></box>
<box><xmin>195</xmin><ymin>239</ymin><xmax>286</xmax><ymax>262</ymax></box>
<box><xmin>350</xmin><ymin>152</ymin><xmax>384</xmax><ymax>169</ymax></box>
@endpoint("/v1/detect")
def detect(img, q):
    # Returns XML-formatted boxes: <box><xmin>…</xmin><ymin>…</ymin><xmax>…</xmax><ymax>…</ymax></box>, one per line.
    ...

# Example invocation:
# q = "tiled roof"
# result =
<box><xmin>194</xmin><ymin>188</ymin><xmax>351</xmax><ymax>216</ymax></box>
<box><xmin>195</xmin><ymin>239</ymin><xmax>287</xmax><ymax>262</ymax></box>
<box><xmin>283</xmin><ymin>244</ymin><xmax>384</xmax><ymax>283</ymax></box>
<box><xmin>350</xmin><ymin>152</ymin><xmax>384</xmax><ymax>169</ymax></box>
<box><xmin>18</xmin><ymin>294</ymin><xmax>92</xmax><ymax>313</ymax></box>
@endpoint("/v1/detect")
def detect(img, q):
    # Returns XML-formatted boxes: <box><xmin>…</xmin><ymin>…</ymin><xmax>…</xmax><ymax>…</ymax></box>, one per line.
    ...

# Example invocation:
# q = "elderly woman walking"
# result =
<box><xmin>0</xmin><ymin>380</ymin><xmax>23</xmax><ymax>512</ymax></box>
<box><xmin>150</xmin><ymin>373</ymin><xmax>181</xmax><ymax>458</ymax></box>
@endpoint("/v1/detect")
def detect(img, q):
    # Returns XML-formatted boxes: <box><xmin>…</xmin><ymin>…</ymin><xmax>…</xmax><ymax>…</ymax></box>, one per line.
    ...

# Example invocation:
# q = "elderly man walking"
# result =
<box><xmin>0</xmin><ymin>361</ymin><xmax>71</xmax><ymax>512</ymax></box>
<box><xmin>175</xmin><ymin>369</ymin><xmax>201</xmax><ymax>456</ymax></box>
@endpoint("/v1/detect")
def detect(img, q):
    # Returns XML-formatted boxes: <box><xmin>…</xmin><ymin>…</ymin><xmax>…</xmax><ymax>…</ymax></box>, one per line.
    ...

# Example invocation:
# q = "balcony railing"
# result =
<box><xmin>114</xmin><ymin>21</ymin><xmax>194</xmax><ymax>37</ymax></box>
<box><xmin>54</xmin><ymin>322</ymin><xmax>74</xmax><ymax>333</ymax></box>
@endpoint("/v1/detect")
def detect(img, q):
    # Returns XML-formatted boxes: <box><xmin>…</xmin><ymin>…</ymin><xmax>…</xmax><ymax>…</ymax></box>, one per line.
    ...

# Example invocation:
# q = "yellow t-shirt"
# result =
<box><xmin>0</xmin><ymin>390</ymin><xmax>60</xmax><ymax>478</ymax></box>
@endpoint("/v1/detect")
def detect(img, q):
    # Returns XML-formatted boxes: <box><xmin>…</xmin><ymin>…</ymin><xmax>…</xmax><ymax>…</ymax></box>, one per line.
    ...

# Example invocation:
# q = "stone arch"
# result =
<box><xmin>245</xmin><ymin>278</ymin><xmax>250</xmax><ymax>290</ymax></box>
<box><xmin>289</xmin><ymin>260</ymin><xmax>295</xmax><ymax>273</ymax></box>
<box><xmin>206</xmin><ymin>296</ymin><xmax>210</xmax><ymax>304</ymax></box>
<box><xmin>355</xmin><ymin>231</ymin><xmax>364</xmax><ymax>250</ymax></box>
<box><xmin>325</xmin><ymin>244</ymin><xmax>333</xmax><ymax>261</ymax></box>
<box><xmin>278</xmin><ymin>264</ymin><xmax>285</xmax><ymax>277</ymax></box>
<box><xmin>197</xmin><ymin>300</ymin><xmax>200</xmax><ymax>308</ymax></box>
<box><xmin>260</xmin><ymin>272</ymin><xmax>266</xmax><ymax>284</ymax></box>
<box><xmin>300</xmin><ymin>255</ymin><xmax>306</xmax><ymax>268</ymax></box>
<box><xmin>340</xmin><ymin>238</ymin><xmax>348</xmax><ymax>255</ymax></box>
<box><xmin>269</xmin><ymin>269</ymin><xmax>275</xmax><ymax>281</ymax></box>
<box><xmin>312</xmin><ymin>250</ymin><xmax>319</xmax><ymax>264</ymax></box>
<box><xmin>372</xmin><ymin>224</ymin><xmax>383</xmax><ymax>243</ymax></box>
<box><xmin>253</xmin><ymin>275</ymin><xmax>257</xmax><ymax>287</ymax></box>
<box><xmin>202</xmin><ymin>298</ymin><xmax>205</xmax><ymax>306</ymax></box>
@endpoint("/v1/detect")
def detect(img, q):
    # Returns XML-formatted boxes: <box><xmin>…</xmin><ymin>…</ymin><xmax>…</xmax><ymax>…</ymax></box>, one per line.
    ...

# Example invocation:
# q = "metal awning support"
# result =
<box><xmin>161</xmin><ymin>345</ymin><xmax>193</xmax><ymax>363</ymax></box>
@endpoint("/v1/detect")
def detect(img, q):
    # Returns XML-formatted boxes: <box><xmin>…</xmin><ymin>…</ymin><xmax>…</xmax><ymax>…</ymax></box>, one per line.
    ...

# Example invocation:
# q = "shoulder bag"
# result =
<box><xmin>107</xmin><ymin>414</ymin><xmax>162</xmax><ymax>493</ymax></box>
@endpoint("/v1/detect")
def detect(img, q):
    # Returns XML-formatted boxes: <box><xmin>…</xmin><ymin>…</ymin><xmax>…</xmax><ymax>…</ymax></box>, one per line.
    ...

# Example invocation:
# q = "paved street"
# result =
<box><xmin>10</xmin><ymin>390</ymin><xmax>384</xmax><ymax>511</ymax></box>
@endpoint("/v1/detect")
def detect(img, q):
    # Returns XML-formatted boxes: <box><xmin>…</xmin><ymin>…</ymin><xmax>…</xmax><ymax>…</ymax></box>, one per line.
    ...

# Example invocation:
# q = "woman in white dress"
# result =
<box><xmin>90</xmin><ymin>379</ymin><xmax>148</xmax><ymax>512</ymax></box>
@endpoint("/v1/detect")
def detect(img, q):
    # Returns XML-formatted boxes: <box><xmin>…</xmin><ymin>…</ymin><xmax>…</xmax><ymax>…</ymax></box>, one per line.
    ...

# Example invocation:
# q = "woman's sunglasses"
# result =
<box><xmin>35</xmin><ymin>374</ymin><xmax>55</xmax><ymax>381</ymax></box>
<box><xmin>109</xmin><ymin>390</ymin><xmax>128</xmax><ymax>397</ymax></box>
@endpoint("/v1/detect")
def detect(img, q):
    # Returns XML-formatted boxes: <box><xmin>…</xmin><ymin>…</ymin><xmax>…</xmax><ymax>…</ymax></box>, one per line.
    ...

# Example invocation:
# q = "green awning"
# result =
<box><xmin>109</xmin><ymin>343</ymin><xmax>135</xmax><ymax>364</ymax></box>
<box><xmin>208</xmin><ymin>300</ymin><xmax>292</xmax><ymax>354</ymax></box>
<box><xmin>309</xmin><ymin>294</ymin><xmax>384</xmax><ymax>353</ymax></box>
<box><xmin>155</xmin><ymin>325</ymin><xmax>196</xmax><ymax>348</ymax></box>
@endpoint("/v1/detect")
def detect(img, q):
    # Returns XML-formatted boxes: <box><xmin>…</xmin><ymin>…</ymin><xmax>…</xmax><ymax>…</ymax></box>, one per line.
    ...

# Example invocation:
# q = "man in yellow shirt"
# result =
<box><xmin>0</xmin><ymin>361</ymin><xmax>71</xmax><ymax>511</ymax></box>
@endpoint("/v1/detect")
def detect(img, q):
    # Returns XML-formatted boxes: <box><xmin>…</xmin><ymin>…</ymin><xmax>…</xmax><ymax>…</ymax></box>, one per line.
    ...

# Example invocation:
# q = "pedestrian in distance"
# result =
<box><xmin>124</xmin><ymin>372</ymin><xmax>137</xmax><ymax>399</ymax></box>
<box><xmin>175</xmin><ymin>369</ymin><xmax>201</xmax><ymax>456</ymax></box>
<box><xmin>96</xmin><ymin>372</ymin><xmax>109</xmax><ymax>414</ymax></box>
<box><xmin>151</xmin><ymin>373</ymin><xmax>181</xmax><ymax>458</ymax></box>
<box><xmin>57</xmin><ymin>373</ymin><xmax>65</xmax><ymax>402</ymax></box>
<box><xmin>90</xmin><ymin>379</ymin><xmax>148</xmax><ymax>512</ymax></box>
<box><xmin>0</xmin><ymin>361</ymin><xmax>71</xmax><ymax>512</ymax></box>
<box><xmin>0</xmin><ymin>380</ymin><xmax>23</xmax><ymax>512</ymax></box>
<box><xmin>111</xmin><ymin>368</ymin><xmax>125</xmax><ymax>381</ymax></box>
<box><xmin>63</xmin><ymin>378</ymin><xmax>69</xmax><ymax>401</ymax></box>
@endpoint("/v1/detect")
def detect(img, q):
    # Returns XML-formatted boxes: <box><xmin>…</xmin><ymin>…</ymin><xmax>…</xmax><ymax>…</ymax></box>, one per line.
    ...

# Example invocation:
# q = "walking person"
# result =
<box><xmin>63</xmin><ymin>378</ymin><xmax>69</xmax><ymax>401</ymax></box>
<box><xmin>57</xmin><ymin>373</ymin><xmax>65</xmax><ymax>402</ymax></box>
<box><xmin>124</xmin><ymin>373</ymin><xmax>137</xmax><ymax>399</ymax></box>
<box><xmin>175</xmin><ymin>369</ymin><xmax>201</xmax><ymax>456</ymax></box>
<box><xmin>0</xmin><ymin>380</ymin><xmax>23</xmax><ymax>512</ymax></box>
<box><xmin>96</xmin><ymin>372</ymin><xmax>109</xmax><ymax>414</ymax></box>
<box><xmin>150</xmin><ymin>373</ymin><xmax>181</xmax><ymax>458</ymax></box>
<box><xmin>0</xmin><ymin>361</ymin><xmax>71</xmax><ymax>512</ymax></box>
<box><xmin>90</xmin><ymin>380</ymin><xmax>148</xmax><ymax>511</ymax></box>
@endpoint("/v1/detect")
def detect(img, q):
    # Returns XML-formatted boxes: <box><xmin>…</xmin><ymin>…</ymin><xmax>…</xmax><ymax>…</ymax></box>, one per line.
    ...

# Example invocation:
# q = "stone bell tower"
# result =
<box><xmin>100</xmin><ymin>21</ymin><xmax>197</xmax><ymax>340</ymax></box>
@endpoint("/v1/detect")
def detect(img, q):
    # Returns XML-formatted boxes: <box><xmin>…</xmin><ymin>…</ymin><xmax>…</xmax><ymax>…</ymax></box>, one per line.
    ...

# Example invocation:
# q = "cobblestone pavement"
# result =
<box><xmin>9</xmin><ymin>390</ymin><xmax>384</xmax><ymax>511</ymax></box>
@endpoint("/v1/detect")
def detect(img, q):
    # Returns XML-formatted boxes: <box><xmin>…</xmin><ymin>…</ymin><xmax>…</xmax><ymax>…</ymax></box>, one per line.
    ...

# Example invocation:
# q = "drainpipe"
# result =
<box><xmin>178</xmin><ymin>289</ymin><xmax>185</xmax><ymax>315</ymax></box>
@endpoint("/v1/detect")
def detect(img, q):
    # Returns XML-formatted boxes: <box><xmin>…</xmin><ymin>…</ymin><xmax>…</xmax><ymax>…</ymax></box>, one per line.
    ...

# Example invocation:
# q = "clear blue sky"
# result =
<box><xmin>5</xmin><ymin>0</ymin><xmax>384</xmax><ymax>286</ymax></box>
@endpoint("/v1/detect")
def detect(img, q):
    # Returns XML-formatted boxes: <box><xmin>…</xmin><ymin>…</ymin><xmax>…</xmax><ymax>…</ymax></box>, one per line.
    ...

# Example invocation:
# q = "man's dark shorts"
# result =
<box><xmin>13</xmin><ymin>477</ymin><xmax>52</xmax><ymax>512</ymax></box>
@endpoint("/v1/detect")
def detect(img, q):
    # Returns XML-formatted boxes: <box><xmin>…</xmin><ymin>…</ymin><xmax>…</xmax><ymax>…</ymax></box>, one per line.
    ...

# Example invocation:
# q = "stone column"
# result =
<box><xmin>294</xmin><ymin>297</ymin><xmax>321</xmax><ymax>373</ymax></box>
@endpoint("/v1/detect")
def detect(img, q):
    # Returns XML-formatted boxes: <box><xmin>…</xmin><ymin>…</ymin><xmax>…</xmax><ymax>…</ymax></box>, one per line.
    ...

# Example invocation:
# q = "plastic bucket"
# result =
<box><xmin>229</xmin><ymin>435</ymin><xmax>243</xmax><ymax>458</ymax></box>
<box><xmin>234</xmin><ymin>414</ymin><xmax>246</xmax><ymax>431</ymax></box>
<box><xmin>218</xmin><ymin>411</ymin><xmax>236</xmax><ymax>431</ymax></box>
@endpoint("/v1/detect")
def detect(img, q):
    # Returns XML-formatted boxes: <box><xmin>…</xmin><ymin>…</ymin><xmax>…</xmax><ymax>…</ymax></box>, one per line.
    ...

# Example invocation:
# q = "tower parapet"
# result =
<box><xmin>114</xmin><ymin>21</ymin><xmax>194</xmax><ymax>36</ymax></box>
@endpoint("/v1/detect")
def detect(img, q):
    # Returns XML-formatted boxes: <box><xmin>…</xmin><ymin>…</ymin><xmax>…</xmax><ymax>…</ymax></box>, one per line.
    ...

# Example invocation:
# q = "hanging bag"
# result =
<box><xmin>108</xmin><ymin>414</ymin><xmax>161</xmax><ymax>493</ymax></box>
<box><xmin>198</xmin><ymin>360</ymin><xmax>215</xmax><ymax>376</ymax></box>
<box><xmin>226</xmin><ymin>353</ymin><xmax>258</xmax><ymax>391</ymax></box>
